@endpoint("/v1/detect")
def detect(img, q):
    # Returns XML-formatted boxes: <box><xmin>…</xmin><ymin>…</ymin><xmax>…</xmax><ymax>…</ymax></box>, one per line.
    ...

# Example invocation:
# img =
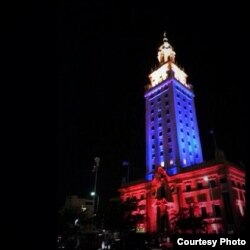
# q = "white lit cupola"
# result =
<box><xmin>157</xmin><ymin>32</ymin><xmax>176</xmax><ymax>64</ymax></box>
<box><xmin>149</xmin><ymin>33</ymin><xmax>191</xmax><ymax>89</ymax></box>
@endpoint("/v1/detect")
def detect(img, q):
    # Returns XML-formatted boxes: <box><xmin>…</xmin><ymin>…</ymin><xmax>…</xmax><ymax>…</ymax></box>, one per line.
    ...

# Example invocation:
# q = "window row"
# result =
<box><xmin>150</xmin><ymin>108</ymin><xmax>170</xmax><ymax>114</ymax></box>
<box><xmin>231</xmin><ymin>180</ymin><xmax>245</xmax><ymax>189</ymax></box>
<box><xmin>152</xmin><ymin>149</ymin><xmax>173</xmax><ymax>158</ymax></box>
<box><xmin>175</xmin><ymin>86</ymin><xmax>192</xmax><ymax>99</ymax></box>
<box><xmin>185</xmin><ymin>180</ymin><xmax>217</xmax><ymax>192</ymax></box>
<box><xmin>179</xmin><ymin>117</ymin><xmax>193</xmax><ymax>122</ymax></box>
<box><xmin>180</xmin><ymin>127</ymin><xmax>195</xmax><ymax>132</ymax></box>
<box><xmin>125</xmin><ymin>194</ymin><xmax>145</xmax><ymax>202</ymax></box>
<box><xmin>150</xmin><ymin>117</ymin><xmax>171</xmax><ymax>124</ymax></box>
<box><xmin>150</xmin><ymin>111</ymin><xmax>170</xmax><ymax>121</ymax></box>
<box><xmin>176</xmin><ymin>95</ymin><xmax>191</xmax><ymax>106</ymax></box>
<box><xmin>182</xmin><ymin>151</ymin><xmax>199</xmax><ymax>157</ymax></box>
<box><xmin>185</xmin><ymin>178</ymin><xmax>243</xmax><ymax>189</ymax></box>
<box><xmin>149</xmin><ymin>93</ymin><xmax>169</xmax><ymax>106</ymax></box>
<box><xmin>151</xmin><ymin>139</ymin><xmax>172</xmax><ymax>148</ymax></box>
<box><xmin>181</xmin><ymin>134</ymin><xmax>196</xmax><ymax>139</ymax></box>
<box><xmin>184</xmin><ymin>198</ymin><xmax>222</xmax><ymax>217</ymax></box>
<box><xmin>178</xmin><ymin>111</ymin><xmax>193</xmax><ymax>119</ymax></box>
<box><xmin>151</xmin><ymin>129</ymin><xmax>171</xmax><ymax>138</ymax></box>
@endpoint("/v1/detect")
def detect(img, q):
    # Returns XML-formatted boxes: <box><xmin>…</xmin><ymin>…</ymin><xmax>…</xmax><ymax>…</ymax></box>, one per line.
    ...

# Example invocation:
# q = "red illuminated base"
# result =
<box><xmin>119</xmin><ymin>161</ymin><xmax>245</xmax><ymax>234</ymax></box>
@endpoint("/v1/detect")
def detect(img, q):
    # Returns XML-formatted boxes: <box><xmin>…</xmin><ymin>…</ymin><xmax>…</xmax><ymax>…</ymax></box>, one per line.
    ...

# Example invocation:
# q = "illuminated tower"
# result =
<box><xmin>145</xmin><ymin>34</ymin><xmax>203</xmax><ymax>180</ymax></box>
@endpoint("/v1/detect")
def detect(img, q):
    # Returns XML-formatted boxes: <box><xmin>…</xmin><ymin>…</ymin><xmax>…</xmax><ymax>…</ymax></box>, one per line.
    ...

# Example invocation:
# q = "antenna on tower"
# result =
<box><xmin>210</xmin><ymin>129</ymin><xmax>222</xmax><ymax>161</ymax></box>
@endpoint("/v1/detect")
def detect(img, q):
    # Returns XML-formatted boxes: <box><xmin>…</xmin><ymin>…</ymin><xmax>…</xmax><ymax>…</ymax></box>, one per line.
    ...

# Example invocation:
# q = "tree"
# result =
<box><xmin>170</xmin><ymin>205</ymin><xmax>207</xmax><ymax>233</ymax></box>
<box><xmin>123</xmin><ymin>197</ymin><xmax>139</xmax><ymax>232</ymax></box>
<box><xmin>104</xmin><ymin>198</ymin><xmax>124</xmax><ymax>231</ymax></box>
<box><xmin>57</xmin><ymin>205</ymin><xmax>94</xmax><ymax>250</ymax></box>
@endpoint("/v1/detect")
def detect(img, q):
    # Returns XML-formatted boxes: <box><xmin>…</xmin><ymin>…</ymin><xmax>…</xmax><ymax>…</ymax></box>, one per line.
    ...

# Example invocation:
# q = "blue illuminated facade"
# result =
<box><xmin>145</xmin><ymin>36</ymin><xmax>203</xmax><ymax>180</ymax></box>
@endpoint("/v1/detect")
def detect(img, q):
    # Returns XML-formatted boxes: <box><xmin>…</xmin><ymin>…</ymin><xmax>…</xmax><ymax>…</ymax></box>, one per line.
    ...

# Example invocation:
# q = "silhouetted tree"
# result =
<box><xmin>170</xmin><ymin>206</ymin><xmax>207</xmax><ymax>233</ymax></box>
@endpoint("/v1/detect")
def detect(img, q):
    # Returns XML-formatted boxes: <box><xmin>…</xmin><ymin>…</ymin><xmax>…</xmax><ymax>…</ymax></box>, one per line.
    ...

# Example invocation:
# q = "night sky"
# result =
<box><xmin>57</xmin><ymin>1</ymin><xmax>248</xmax><ymax>210</ymax></box>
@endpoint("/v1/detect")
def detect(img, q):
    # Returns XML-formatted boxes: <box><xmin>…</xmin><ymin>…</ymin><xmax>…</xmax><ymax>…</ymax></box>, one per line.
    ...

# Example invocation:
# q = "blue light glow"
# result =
<box><xmin>144</xmin><ymin>45</ymin><xmax>203</xmax><ymax>179</ymax></box>
<box><xmin>145</xmin><ymin>58</ymin><xmax>203</xmax><ymax>179</ymax></box>
<box><xmin>167</xmin><ymin>167</ymin><xmax>178</xmax><ymax>176</ymax></box>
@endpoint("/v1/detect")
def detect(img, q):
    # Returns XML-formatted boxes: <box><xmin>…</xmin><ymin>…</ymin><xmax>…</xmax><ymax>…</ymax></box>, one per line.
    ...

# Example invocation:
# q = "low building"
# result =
<box><xmin>119</xmin><ymin>162</ymin><xmax>245</xmax><ymax>234</ymax></box>
<box><xmin>64</xmin><ymin>195</ymin><xmax>94</xmax><ymax>216</ymax></box>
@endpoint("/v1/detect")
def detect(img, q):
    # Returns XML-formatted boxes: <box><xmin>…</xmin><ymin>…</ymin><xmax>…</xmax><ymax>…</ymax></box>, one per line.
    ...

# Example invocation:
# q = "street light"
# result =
<box><xmin>90</xmin><ymin>191</ymin><xmax>99</xmax><ymax>217</ymax></box>
<box><xmin>203</xmin><ymin>176</ymin><xmax>217</xmax><ymax>233</ymax></box>
<box><xmin>203</xmin><ymin>176</ymin><xmax>209</xmax><ymax>182</ymax></box>
<box><xmin>92</xmin><ymin>157</ymin><xmax>100</xmax><ymax>230</ymax></box>
<box><xmin>93</xmin><ymin>157</ymin><xmax>100</xmax><ymax>213</ymax></box>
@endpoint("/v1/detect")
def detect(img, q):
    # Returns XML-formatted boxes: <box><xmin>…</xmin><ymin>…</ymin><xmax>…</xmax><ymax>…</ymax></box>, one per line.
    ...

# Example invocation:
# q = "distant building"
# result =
<box><xmin>60</xmin><ymin>195</ymin><xmax>95</xmax><ymax>232</ymax></box>
<box><xmin>63</xmin><ymin>195</ymin><xmax>94</xmax><ymax>216</ymax></box>
<box><xmin>119</xmin><ymin>35</ymin><xmax>245</xmax><ymax>234</ymax></box>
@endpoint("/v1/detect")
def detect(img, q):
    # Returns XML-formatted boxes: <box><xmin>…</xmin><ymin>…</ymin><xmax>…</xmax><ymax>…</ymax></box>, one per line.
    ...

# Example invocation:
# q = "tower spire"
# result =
<box><xmin>163</xmin><ymin>31</ymin><xmax>168</xmax><ymax>42</ymax></box>
<box><xmin>157</xmin><ymin>32</ymin><xmax>175</xmax><ymax>64</ymax></box>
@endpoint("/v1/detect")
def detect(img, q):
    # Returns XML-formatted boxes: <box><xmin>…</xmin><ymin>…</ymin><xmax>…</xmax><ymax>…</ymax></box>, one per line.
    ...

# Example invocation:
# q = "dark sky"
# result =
<box><xmin>57</xmin><ymin>1</ymin><xmax>248</xmax><ymax>209</ymax></box>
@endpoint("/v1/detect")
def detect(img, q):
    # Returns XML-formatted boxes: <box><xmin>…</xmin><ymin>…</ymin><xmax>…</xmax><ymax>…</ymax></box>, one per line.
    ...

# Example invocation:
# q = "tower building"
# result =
<box><xmin>145</xmin><ymin>34</ymin><xmax>203</xmax><ymax>180</ymax></box>
<box><xmin>119</xmin><ymin>34</ymin><xmax>245</xmax><ymax>235</ymax></box>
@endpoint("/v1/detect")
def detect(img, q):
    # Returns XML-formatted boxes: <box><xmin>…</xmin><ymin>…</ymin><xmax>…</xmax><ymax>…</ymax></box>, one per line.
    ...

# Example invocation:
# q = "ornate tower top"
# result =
<box><xmin>157</xmin><ymin>33</ymin><xmax>176</xmax><ymax>64</ymax></box>
<box><xmin>147</xmin><ymin>33</ymin><xmax>190</xmax><ymax>89</ymax></box>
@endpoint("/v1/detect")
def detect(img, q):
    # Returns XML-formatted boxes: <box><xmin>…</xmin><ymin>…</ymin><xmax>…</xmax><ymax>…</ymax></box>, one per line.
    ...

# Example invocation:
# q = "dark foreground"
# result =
<box><xmin>57</xmin><ymin>231</ymin><xmax>173</xmax><ymax>250</ymax></box>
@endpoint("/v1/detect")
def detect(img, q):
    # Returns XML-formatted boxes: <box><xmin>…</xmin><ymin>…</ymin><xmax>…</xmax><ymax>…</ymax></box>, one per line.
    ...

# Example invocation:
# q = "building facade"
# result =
<box><xmin>145</xmin><ymin>34</ymin><xmax>203</xmax><ymax>180</ymax></box>
<box><xmin>120</xmin><ymin>162</ymin><xmax>245</xmax><ymax>234</ymax></box>
<box><xmin>119</xmin><ymin>35</ymin><xmax>245</xmax><ymax>234</ymax></box>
